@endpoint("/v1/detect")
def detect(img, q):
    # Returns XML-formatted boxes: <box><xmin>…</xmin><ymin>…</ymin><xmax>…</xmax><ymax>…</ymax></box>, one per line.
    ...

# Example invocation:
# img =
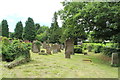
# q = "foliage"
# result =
<box><xmin>102</xmin><ymin>47</ymin><xmax>119</xmax><ymax>57</ymax></box>
<box><xmin>93</xmin><ymin>45</ymin><xmax>103</xmax><ymax>53</ymax></box>
<box><xmin>9</xmin><ymin>32</ymin><xmax>15</xmax><ymax>39</ymax></box>
<box><xmin>1</xmin><ymin>20</ymin><xmax>9</xmax><ymax>37</ymax></box>
<box><xmin>74</xmin><ymin>45</ymin><xmax>82</xmax><ymax>53</ymax></box>
<box><xmin>49</xmin><ymin>12</ymin><xmax>61</xmax><ymax>43</ymax></box>
<box><xmin>87</xmin><ymin>45</ymin><xmax>93</xmax><ymax>52</ymax></box>
<box><xmin>2</xmin><ymin>39</ymin><xmax>31</xmax><ymax>62</ymax></box>
<box><xmin>35</xmin><ymin>23</ymin><xmax>40</xmax><ymax>33</ymax></box>
<box><xmin>58</xmin><ymin>2</ymin><xmax>87</xmax><ymax>41</ymax></box>
<box><xmin>37</xmin><ymin>25</ymin><xmax>49</xmax><ymax>34</ymax></box>
<box><xmin>23</xmin><ymin>17</ymin><xmax>36</xmax><ymax>41</ymax></box>
<box><xmin>33</xmin><ymin>40</ymin><xmax>41</xmax><ymax>46</ymax></box>
<box><xmin>2</xmin><ymin>37</ymin><xmax>10</xmax><ymax>46</ymax></box>
<box><xmin>14</xmin><ymin>21</ymin><xmax>23</xmax><ymax>39</ymax></box>
<box><xmin>36</xmin><ymin>32</ymin><xmax>48</xmax><ymax>42</ymax></box>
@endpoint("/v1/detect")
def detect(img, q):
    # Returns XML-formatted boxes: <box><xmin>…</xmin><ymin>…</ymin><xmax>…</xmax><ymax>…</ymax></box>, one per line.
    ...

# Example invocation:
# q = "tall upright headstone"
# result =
<box><xmin>42</xmin><ymin>42</ymin><xmax>47</xmax><ymax>49</ymax></box>
<box><xmin>46</xmin><ymin>44</ymin><xmax>51</xmax><ymax>55</ymax></box>
<box><xmin>32</xmin><ymin>41</ymin><xmax>40</xmax><ymax>53</ymax></box>
<box><xmin>111</xmin><ymin>53</ymin><xmax>119</xmax><ymax>67</ymax></box>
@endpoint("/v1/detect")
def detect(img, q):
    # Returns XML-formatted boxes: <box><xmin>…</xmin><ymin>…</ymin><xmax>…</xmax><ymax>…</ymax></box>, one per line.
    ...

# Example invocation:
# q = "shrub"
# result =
<box><xmin>94</xmin><ymin>45</ymin><xmax>103</xmax><ymax>53</ymax></box>
<box><xmin>87</xmin><ymin>45</ymin><xmax>93</xmax><ymax>52</ymax></box>
<box><xmin>74</xmin><ymin>45</ymin><xmax>82</xmax><ymax>53</ymax></box>
<box><xmin>2</xmin><ymin>37</ymin><xmax>10</xmax><ymax>46</ymax></box>
<box><xmin>102</xmin><ymin>47</ymin><xmax>119</xmax><ymax>57</ymax></box>
<box><xmin>2</xmin><ymin>39</ymin><xmax>31</xmax><ymax>62</ymax></box>
<box><xmin>82</xmin><ymin>44</ymin><xmax>87</xmax><ymax>50</ymax></box>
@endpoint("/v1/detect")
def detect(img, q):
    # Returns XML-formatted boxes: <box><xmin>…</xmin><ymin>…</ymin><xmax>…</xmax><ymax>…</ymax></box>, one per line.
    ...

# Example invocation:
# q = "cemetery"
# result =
<box><xmin>0</xmin><ymin>1</ymin><xmax>120</xmax><ymax>79</ymax></box>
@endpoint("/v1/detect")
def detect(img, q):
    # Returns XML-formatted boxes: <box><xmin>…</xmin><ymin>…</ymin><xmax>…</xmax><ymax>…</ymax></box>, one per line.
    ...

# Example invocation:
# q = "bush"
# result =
<box><xmin>87</xmin><ymin>45</ymin><xmax>93</xmax><ymax>52</ymax></box>
<box><xmin>82</xmin><ymin>44</ymin><xmax>87</xmax><ymax>50</ymax></box>
<box><xmin>94</xmin><ymin>45</ymin><xmax>103</xmax><ymax>53</ymax></box>
<box><xmin>2</xmin><ymin>39</ymin><xmax>31</xmax><ymax>62</ymax></box>
<box><xmin>2</xmin><ymin>37</ymin><xmax>10</xmax><ymax>46</ymax></box>
<box><xmin>74</xmin><ymin>45</ymin><xmax>82</xmax><ymax>53</ymax></box>
<box><xmin>102</xmin><ymin>47</ymin><xmax>119</xmax><ymax>57</ymax></box>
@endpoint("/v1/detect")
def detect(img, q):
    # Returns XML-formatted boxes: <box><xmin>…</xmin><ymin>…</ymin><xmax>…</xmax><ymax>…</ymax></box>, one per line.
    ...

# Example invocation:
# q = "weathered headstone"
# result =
<box><xmin>46</xmin><ymin>44</ymin><xmax>51</xmax><ymax>55</ymax></box>
<box><xmin>24</xmin><ymin>40</ymin><xmax>31</xmax><ymax>43</ymax></box>
<box><xmin>32</xmin><ymin>41</ymin><xmax>40</xmax><ymax>53</ymax></box>
<box><xmin>111</xmin><ymin>53</ymin><xmax>119</xmax><ymax>67</ymax></box>
<box><xmin>56</xmin><ymin>44</ymin><xmax>61</xmax><ymax>52</ymax></box>
<box><xmin>39</xmin><ymin>50</ymin><xmax>47</xmax><ymax>55</ymax></box>
<box><xmin>42</xmin><ymin>42</ymin><xmax>47</xmax><ymax>49</ymax></box>
<box><xmin>60</xmin><ymin>44</ymin><xmax>64</xmax><ymax>50</ymax></box>
<box><xmin>65</xmin><ymin>38</ymin><xmax>74</xmax><ymax>58</ymax></box>
<box><xmin>52</xmin><ymin>44</ymin><xmax>58</xmax><ymax>53</ymax></box>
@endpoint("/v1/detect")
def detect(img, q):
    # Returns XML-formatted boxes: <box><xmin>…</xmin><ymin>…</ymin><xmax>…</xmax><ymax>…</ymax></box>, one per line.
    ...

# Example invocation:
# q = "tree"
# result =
<box><xmin>49</xmin><ymin>12</ymin><xmax>61</xmax><ymax>43</ymax></box>
<box><xmin>14</xmin><ymin>21</ymin><xmax>23</xmax><ymax>39</ymax></box>
<box><xmin>73</xmin><ymin>2</ymin><xmax>120</xmax><ymax>45</ymax></box>
<box><xmin>58</xmin><ymin>2</ymin><xmax>87</xmax><ymax>58</ymax></box>
<box><xmin>35</xmin><ymin>23</ymin><xmax>40</xmax><ymax>33</ymax></box>
<box><xmin>23</xmin><ymin>17</ymin><xmax>36</xmax><ymax>41</ymax></box>
<box><xmin>37</xmin><ymin>25</ymin><xmax>49</xmax><ymax>34</ymax></box>
<box><xmin>9</xmin><ymin>32</ymin><xmax>15</xmax><ymax>39</ymax></box>
<box><xmin>1</xmin><ymin>20</ymin><xmax>9</xmax><ymax>37</ymax></box>
<box><xmin>59</xmin><ymin>2</ymin><xmax>120</xmax><ymax>58</ymax></box>
<box><xmin>36</xmin><ymin>32</ymin><xmax>48</xmax><ymax>42</ymax></box>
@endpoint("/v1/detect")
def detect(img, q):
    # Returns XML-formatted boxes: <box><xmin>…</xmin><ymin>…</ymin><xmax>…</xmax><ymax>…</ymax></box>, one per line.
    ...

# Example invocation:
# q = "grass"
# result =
<box><xmin>1</xmin><ymin>50</ymin><xmax>118</xmax><ymax>78</ymax></box>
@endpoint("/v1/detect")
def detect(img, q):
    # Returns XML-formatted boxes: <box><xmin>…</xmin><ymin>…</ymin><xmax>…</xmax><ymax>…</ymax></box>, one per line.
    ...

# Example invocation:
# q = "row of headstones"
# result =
<box><xmin>32</xmin><ymin>41</ymin><xmax>64</xmax><ymax>55</ymax></box>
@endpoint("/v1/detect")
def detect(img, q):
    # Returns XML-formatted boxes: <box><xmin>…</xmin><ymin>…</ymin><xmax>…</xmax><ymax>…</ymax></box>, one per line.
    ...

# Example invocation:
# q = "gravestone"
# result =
<box><xmin>52</xmin><ymin>44</ymin><xmax>58</xmax><ymax>53</ymax></box>
<box><xmin>46</xmin><ymin>44</ymin><xmax>51</xmax><ymax>55</ymax></box>
<box><xmin>42</xmin><ymin>42</ymin><xmax>47</xmax><ymax>49</ymax></box>
<box><xmin>56</xmin><ymin>44</ymin><xmax>61</xmax><ymax>52</ymax></box>
<box><xmin>111</xmin><ymin>53</ymin><xmax>119</xmax><ymax>67</ymax></box>
<box><xmin>24</xmin><ymin>40</ymin><xmax>30</xmax><ymax>43</ymax></box>
<box><xmin>60</xmin><ymin>44</ymin><xmax>64</xmax><ymax>50</ymax></box>
<box><xmin>65</xmin><ymin>38</ymin><xmax>74</xmax><ymax>58</ymax></box>
<box><xmin>32</xmin><ymin>41</ymin><xmax>40</xmax><ymax>53</ymax></box>
<box><xmin>39</xmin><ymin>50</ymin><xmax>47</xmax><ymax>55</ymax></box>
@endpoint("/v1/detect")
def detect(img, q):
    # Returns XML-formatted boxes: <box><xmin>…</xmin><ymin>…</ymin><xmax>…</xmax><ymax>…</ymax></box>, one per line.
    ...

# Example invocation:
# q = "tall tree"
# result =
<box><xmin>14</xmin><ymin>21</ymin><xmax>23</xmax><ymax>39</ymax></box>
<box><xmin>59</xmin><ymin>2</ymin><xmax>87</xmax><ymax>58</ymax></box>
<box><xmin>37</xmin><ymin>25</ymin><xmax>48</xmax><ymax>34</ymax></box>
<box><xmin>1</xmin><ymin>20</ymin><xmax>9</xmax><ymax>37</ymax></box>
<box><xmin>49</xmin><ymin>12</ymin><xmax>61</xmax><ymax>43</ymax></box>
<box><xmin>35</xmin><ymin>23</ymin><xmax>40</xmax><ymax>33</ymax></box>
<box><xmin>23</xmin><ymin>17</ymin><xmax>36</xmax><ymax>41</ymax></box>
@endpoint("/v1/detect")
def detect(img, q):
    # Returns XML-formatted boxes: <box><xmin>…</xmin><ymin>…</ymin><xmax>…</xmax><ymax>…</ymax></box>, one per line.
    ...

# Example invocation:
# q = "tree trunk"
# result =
<box><xmin>65</xmin><ymin>38</ymin><xmax>74</xmax><ymax>58</ymax></box>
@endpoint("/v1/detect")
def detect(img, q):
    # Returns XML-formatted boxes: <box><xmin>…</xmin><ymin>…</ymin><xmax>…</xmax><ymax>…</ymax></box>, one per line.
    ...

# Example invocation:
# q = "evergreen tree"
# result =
<box><xmin>23</xmin><ymin>17</ymin><xmax>36</xmax><ymax>41</ymax></box>
<box><xmin>14</xmin><ymin>21</ymin><xmax>23</xmax><ymax>39</ymax></box>
<box><xmin>49</xmin><ymin>12</ymin><xmax>61</xmax><ymax>43</ymax></box>
<box><xmin>1</xmin><ymin>20</ymin><xmax>9</xmax><ymax>37</ymax></box>
<box><xmin>35</xmin><ymin>23</ymin><xmax>40</xmax><ymax>33</ymax></box>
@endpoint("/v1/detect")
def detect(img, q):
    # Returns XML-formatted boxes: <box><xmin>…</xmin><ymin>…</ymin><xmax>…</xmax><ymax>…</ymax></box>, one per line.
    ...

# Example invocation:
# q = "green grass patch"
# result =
<box><xmin>1</xmin><ymin>50</ymin><xmax>118</xmax><ymax>78</ymax></box>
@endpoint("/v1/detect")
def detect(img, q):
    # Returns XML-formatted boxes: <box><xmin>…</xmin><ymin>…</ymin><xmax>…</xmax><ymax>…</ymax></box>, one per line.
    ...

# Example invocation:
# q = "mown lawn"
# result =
<box><xmin>1</xmin><ymin>50</ymin><xmax>118</xmax><ymax>78</ymax></box>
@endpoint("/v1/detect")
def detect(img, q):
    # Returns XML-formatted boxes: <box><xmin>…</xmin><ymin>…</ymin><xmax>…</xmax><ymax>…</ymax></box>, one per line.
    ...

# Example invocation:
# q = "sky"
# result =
<box><xmin>0</xmin><ymin>0</ymin><xmax>64</xmax><ymax>32</ymax></box>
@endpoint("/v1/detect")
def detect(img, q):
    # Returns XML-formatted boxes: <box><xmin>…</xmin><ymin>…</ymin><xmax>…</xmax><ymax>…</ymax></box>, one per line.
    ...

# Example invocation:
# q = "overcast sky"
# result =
<box><xmin>0</xmin><ymin>0</ymin><xmax>64</xmax><ymax>32</ymax></box>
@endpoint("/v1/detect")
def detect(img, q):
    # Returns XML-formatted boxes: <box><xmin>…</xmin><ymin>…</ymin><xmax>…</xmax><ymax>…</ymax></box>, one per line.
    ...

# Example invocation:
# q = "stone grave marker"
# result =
<box><xmin>111</xmin><ymin>53</ymin><xmax>119</xmax><ymax>67</ymax></box>
<box><xmin>46</xmin><ymin>44</ymin><xmax>51</xmax><ymax>55</ymax></box>
<box><xmin>32</xmin><ymin>41</ymin><xmax>40</xmax><ymax>53</ymax></box>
